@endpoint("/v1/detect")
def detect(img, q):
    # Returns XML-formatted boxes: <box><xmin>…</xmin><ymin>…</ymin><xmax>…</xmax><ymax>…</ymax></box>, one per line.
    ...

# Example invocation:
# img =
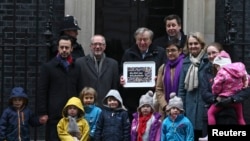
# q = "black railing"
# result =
<box><xmin>223</xmin><ymin>0</ymin><xmax>250</xmax><ymax>68</ymax></box>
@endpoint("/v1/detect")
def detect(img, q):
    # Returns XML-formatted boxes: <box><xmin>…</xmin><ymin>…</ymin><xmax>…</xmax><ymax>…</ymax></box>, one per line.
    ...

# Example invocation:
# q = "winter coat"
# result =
<box><xmin>155</xmin><ymin>54</ymin><xmax>185</xmax><ymax>119</ymax></box>
<box><xmin>84</xmin><ymin>105</ymin><xmax>102</xmax><ymax>140</ymax></box>
<box><xmin>201</xmin><ymin>62</ymin><xmax>250</xmax><ymax>124</ymax></box>
<box><xmin>178</xmin><ymin>54</ymin><xmax>209</xmax><ymax>130</ymax></box>
<box><xmin>37</xmin><ymin>57</ymin><xmax>83</xmax><ymax>122</ymax></box>
<box><xmin>131</xmin><ymin>112</ymin><xmax>161</xmax><ymax>141</ymax></box>
<box><xmin>120</xmin><ymin>43</ymin><xmax>166</xmax><ymax>119</ymax></box>
<box><xmin>212</xmin><ymin>62</ymin><xmax>247</xmax><ymax>97</ymax></box>
<box><xmin>161</xmin><ymin>114</ymin><xmax>194</xmax><ymax>141</ymax></box>
<box><xmin>76</xmin><ymin>54</ymin><xmax>119</xmax><ymax>107</ymax></box>
<box><xmin>153</xmin><ymin>31</ymin><xmax>187</xmax><ymax>49</ymax></box>
<box><xmin>57</xmin><ymin>97</ymin><xmax>90</xmax><ymax>141</ymax></box>
<box><xmin>0</xmin><ymin>87</ymin><xmax>41</xmax><ymax>141</ymax></box>
<box><xmin>121</xmin><ymin>44</ymin><xmax>166</xmax><ymax>74</ymax></box>
<box><xmin>94</xmin><ymin>90</ymin><xmax>130</xmax><ymax>141</ymax></box>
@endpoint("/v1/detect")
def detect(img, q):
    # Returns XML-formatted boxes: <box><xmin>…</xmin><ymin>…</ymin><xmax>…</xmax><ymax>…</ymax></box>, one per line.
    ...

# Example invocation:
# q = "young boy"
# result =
<box><xmin>79</xmin><ymin>87</ymin><xmax>102</xmax><ymax>141</ymax></box>
<box><xmin>131</xmin><ymin>90</ymin><xmax>162</xmax><ymax>141</ymax></box>
<box><xmin>94</xmin><ymin>89</ymin><xmax>130</xmax><ymax>141</ymax></box>
<box><xmin>0</xmin><ymin>87</ymin><xmax>46</xmax><ymax>141</ymax></box>
<box><xmin>161</xmin><ymin>93</ymin><xmax>194</xmax><ymax>141</ymax></box>
<box><xmin>57</xmin><ymin>97</ymin><xmax>90</xmax><ymax>141</ymax></box>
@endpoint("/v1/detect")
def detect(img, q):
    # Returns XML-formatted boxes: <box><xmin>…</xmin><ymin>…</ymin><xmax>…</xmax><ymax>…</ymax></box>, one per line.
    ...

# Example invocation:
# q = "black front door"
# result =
<box><xmin>95</xmin><ymin>0</ymin><xmax>183</xmax><ymax>64</ymax></box>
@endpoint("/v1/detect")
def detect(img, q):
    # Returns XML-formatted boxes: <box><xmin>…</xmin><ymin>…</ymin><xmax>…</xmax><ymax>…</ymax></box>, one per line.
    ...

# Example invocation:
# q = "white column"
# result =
<box><xmin>183</xmin><ymin>0</ymin><xmax>215</xmax><ymax>44</ymax></box>
<box><xmin>65</xmin><ymin>0</ymin><xmax>95</xmax><ymax>55</ymax></box>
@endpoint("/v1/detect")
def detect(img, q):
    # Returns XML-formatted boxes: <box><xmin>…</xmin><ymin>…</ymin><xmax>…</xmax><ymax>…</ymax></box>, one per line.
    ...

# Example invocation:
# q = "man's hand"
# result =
<box><xmin>39</xmin><ymin>115</ymin><xmax>48</xmax><ymax>124</ymax></box>
<box><xmin>215</xmin><ymin>97</ymin><xmax>233</xmax><ymax>107</ymax></box>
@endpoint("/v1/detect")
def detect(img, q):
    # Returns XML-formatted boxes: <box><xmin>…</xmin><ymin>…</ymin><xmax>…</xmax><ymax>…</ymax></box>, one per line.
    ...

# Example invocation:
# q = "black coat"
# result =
<box><xmin>120</xmin><ymin>44</ymin><xmax>166</xmax><ymax>120</ymax></box>
<box><xmin>94</xmin><ymin>107</ymin><xmax>130</xmax><ymax>141</ymax></box>
<box><xmin>153</xmin><ymin>31</ymin><xmax>187</xmax><ymax>48</ymax></box>
<box><xmin>201</xmin><ymin>63</ymin><xmax>250</xmax><ymax>124</ymax></box>
<box><xmin>37</xmin><ymin>57</ymin><xmax>82</xmax><ymax>122</ymax></box>
<box><xmin>76</xmin><ymin>55</ymin><xmax>119</xmax><ymax>107</ymax></box>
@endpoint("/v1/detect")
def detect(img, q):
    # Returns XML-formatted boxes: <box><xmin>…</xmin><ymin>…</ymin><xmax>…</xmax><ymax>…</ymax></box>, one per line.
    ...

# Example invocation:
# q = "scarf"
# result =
<box><xmin>56</xmin><ymin>54</ymin><xmax>73</xmax><ymax>71</ymax></box>
<box><xmin>90</xmin><ymin>53</ymin><xmax>105</xmax><ymax>73</ymax></box>
<box><xmin>137</xmin><ymin>113</ymin><xmax>152</xmax><ymax>141</ymax></box>
<box><xmin>184</xmin><ymin>49</ymin><xmax>205</xmax><ymax>91</ymax></box>
<box><xmin>68</xmin><ymin>116</ymin><xmax>80</xmax><ymax>136</ymax></box>
<box><xmin>164</xmin><ymin>53</ymin><xmax>185</xmax><ymax>101</ymax></box>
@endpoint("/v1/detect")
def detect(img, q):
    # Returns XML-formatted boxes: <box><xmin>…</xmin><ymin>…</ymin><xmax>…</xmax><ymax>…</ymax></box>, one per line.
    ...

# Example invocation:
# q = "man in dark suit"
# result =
<box><xmin>37</xmin><ymin>35</ymin><xmax>82</xmax><ymax>141</ymax></box>
<box><xmin>76</xmin><ymin>35</ymin><xmax>119</xmax><ymax>107</ymax></box>
<box><xmin>153</xmin><ymin>14</ymin><xmax>187</xmax><ymax>49</ymax></box>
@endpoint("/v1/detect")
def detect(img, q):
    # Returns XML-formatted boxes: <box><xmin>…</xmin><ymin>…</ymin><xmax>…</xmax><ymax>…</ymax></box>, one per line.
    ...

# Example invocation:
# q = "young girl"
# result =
<box><xmin>79</xmin><ymin>87</ymin><xmax>102</xmax><ymax>141</ymax></box>
<box><xmin>94</xmin><ymin>89</ymin><xmax>130</xmax><ymax>141</ymax></box>
<box><xmin>57</xmin><ymin>97</ymin><xmax>90</xmax><ymax>141</ymax></box>
<box><xmin>208</xmin><ymin>50</ymin><xmax>248</xmax><ymax>125</ymax></box>
<box><xmin>161</xmin><ymin>93</ymin><xmax>194</xmax><ymax>141</ymax></box>
<box><xmin>131</xmin><ymin>90</ymin><xmax>162</xmax><ymax>141</ymax></box>
<box><xmin>0</xmin><ymin>87</ymin><xmax>46</xmax><ymax>141</ymax></box>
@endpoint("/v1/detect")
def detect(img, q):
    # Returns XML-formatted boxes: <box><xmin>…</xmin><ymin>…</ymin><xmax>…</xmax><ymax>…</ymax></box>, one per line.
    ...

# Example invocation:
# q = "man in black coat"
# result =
<box><xmin>76</xmin><ymin>35</ymin><xmax>119</xmax><ymax>108</ymax></box>
<box><xmin>37</xmin><ymin>35</ymin><xmax>83</xmax><ymax>141</ymax></box>
<box><xmin>153</xmin><ymin>14</ymin><xmax>187</xmax><ymax>49</ymax></box>
<box><xmin>120</xmin><ymin>27</ymin><xmax>166</xmax><ymax>121</ymax></box>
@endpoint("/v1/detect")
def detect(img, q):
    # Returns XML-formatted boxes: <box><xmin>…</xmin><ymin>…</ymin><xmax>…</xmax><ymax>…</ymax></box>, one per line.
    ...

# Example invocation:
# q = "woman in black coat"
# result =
<box><xmin>200</xmin><ymin>42</ymin><xmax>250</xmax><ymax>138</ymax></box>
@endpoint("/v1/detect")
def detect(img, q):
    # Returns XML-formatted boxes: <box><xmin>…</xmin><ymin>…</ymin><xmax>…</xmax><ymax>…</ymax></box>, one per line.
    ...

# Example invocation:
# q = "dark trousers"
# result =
<box><xmin>46</xmin><ymin>120</ymin><xmax>60</xmax><ymax>141</ymax></box>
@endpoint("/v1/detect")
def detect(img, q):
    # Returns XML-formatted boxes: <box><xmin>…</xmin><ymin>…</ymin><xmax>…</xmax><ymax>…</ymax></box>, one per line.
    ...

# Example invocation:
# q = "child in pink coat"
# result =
<box><xmin>130</xmin><ymin>90</ymin><xmax>161</xmax><ymax>141</ymax></box>
<box><xmin>208</xmin><ymin>50</ymin><xmax>248</xmax><ymax>125</ymax></box>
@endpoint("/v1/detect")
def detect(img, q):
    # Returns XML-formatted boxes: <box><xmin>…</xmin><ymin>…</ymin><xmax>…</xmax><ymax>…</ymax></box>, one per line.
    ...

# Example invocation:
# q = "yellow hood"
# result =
<box><xmin>62</xmin><ymin>97</ymin><xmax>84</xmax><ymax>118</ymax></box>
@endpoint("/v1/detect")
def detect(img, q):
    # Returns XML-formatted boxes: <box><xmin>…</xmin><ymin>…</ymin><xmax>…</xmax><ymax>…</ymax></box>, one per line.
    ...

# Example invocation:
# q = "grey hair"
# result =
<box><xmin>134</xmin><ymin>27</ymin><xmax>154</xmax><ymax>40</ymax></box>
<box><xmin>90</xmin><ymin>34</ymin><xmax>106</xmax><ymax>45</ymax></box>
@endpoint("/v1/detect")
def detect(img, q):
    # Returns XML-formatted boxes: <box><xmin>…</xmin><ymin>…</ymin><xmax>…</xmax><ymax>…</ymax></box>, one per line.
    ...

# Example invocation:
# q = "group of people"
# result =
<box><xmin>0</xmin><ymin>86</ymin><xmax>191</xmax><ymax>141</ymax></box>
<box><xmin>0</xmin><ymin>14</ymin><xmax>249</xmax><ymax>141</ymax></box>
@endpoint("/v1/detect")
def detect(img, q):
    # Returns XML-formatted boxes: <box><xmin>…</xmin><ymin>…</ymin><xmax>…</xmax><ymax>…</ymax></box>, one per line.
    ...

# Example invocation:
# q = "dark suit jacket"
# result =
<box><xmin>37</xmin><ymin>57</ymin><xmax>82</xmax><ymax>121</ymax></box>
<box><xmin>76</xmin><ymin>54</ymin><xmax>119</xmax><ymax>107</ymax></box>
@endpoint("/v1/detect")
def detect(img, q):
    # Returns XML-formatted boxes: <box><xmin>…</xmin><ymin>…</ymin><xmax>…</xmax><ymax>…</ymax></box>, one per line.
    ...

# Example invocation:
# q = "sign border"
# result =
<box><xmin>123</xmin><ymin>61</ymin><xmax>156</xmax><ymax>88</ymax></box>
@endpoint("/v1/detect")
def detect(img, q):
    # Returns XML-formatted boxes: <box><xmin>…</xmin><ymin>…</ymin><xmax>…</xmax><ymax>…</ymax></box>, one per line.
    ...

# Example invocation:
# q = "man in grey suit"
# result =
<box><xmin>76</xmin><ymin>35</ymin><xmax>119</xmax><ymax>107</ymax></box>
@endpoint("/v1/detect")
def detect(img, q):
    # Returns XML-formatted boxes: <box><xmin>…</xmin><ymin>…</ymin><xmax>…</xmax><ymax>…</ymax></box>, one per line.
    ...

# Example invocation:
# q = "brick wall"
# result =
<box><xmin>0</xmin><ymin>0</ymin><xmax>64</xmax><ymax>140</ymax></box>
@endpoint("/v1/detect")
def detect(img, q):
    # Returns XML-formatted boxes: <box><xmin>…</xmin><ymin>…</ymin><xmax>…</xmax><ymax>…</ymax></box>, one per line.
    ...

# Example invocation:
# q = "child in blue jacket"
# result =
<box><xmin>0</xmin><ymin>87</ymin><xmax>46</xmax><ymax>141</ymax></box>
<box><xmin>94</xmin><ymin>89</ymin><xmax>130</xmax><ymax>141</ymax></box>
<box><xmin>79</xmin><ymin>87</ymin><xmax>102</xmax><ymax>141</ymax></box>
<box><xmin>161</xmin><ymin>93</ymin><xmax>194</xmax><ymax>141</ymax></box>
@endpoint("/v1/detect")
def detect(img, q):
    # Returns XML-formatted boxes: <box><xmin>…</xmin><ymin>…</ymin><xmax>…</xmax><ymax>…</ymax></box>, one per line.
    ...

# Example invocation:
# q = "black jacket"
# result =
<box><xmin>201</xmin><ymin>63</ymin><xmax>250</xmax><ymax>124</ymax></box>
<box><xmin>37</xmin><ymin>57</ymin><xmax>82</xmax><ymax>122</ymax></box>
<box><xmin>153</xmin><ymin>31</ymin><xmax>187</xmax><ymax>48</ymax></box>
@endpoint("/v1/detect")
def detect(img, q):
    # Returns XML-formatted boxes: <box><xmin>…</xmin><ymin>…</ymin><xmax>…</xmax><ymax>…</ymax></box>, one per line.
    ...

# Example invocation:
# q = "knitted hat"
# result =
<box><xmin>166</xmin><ymin>92</ymin><xmax>184</xmax><ymax>112</ymax></box>
<box><xmin>9</xmin><ymin>87</ymin><xmax>28</xmax><ymax>105</ymax></box>
<box><xmin>213</xmin><ymin>51</ymin><xmax>232</xmax><ymax>67</ymax></box>
<box><xmin>60</xmin><ymin>15</ymin><xmax>81</xmax><ymax>31</ymax></box>
<box><xmin>137</xmin><ymin>90</ymin><xmax>154</xmax><ymax>111</ymax></box>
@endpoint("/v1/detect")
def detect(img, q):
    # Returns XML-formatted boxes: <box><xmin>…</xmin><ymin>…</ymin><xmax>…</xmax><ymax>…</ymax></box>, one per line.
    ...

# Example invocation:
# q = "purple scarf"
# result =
<box><xmin>164</xmin><ymin>53</ymin><xmax>185</xmax><ymax>101</ymax></box>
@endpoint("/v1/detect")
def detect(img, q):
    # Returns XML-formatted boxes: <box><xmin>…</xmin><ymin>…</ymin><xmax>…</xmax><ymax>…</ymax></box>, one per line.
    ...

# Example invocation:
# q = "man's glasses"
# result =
<box><xmin>91</xmin><ymin>43</ymin><xmax>105</xmax><ymax>46</ymax></box>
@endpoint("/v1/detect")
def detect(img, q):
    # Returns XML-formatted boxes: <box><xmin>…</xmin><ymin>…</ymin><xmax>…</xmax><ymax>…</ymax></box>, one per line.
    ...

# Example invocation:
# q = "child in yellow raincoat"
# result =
<box><xmin>57</xmin><ymin>97</ymin><xmax>90</xmax><ymax>141</ymax></box>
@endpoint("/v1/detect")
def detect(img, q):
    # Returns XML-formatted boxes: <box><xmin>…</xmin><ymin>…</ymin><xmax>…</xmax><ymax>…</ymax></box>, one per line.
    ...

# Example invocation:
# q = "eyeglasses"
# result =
<box><xmin>166</xmin><ymin>49</ymin><xmax>178</xmax><ymax>53</ymax></box>
<box><xmin>91</xmin><ymin>43</ymin><xmax>105</xmax><ymax>46</ymax></box>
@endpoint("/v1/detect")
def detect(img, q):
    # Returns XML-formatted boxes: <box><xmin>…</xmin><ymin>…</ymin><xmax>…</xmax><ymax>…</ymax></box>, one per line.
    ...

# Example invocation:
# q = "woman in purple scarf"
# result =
<box><xmin>155</xmin><ymin>39</ymin><xmax>185</xmax><ymax>120</ymax></box>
